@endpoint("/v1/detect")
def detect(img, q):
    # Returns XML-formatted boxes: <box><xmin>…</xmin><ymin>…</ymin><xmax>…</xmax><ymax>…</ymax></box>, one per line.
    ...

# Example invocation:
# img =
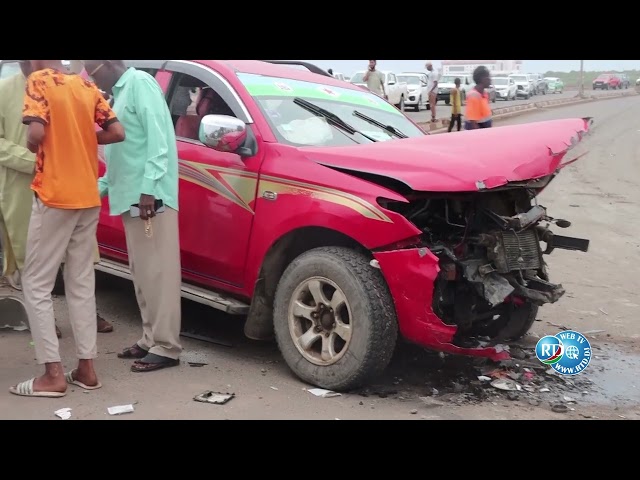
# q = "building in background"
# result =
<box><xmin>442</xmin><ymin>60</ymin><xmax>523</xmax><ymax>76</ymax></box>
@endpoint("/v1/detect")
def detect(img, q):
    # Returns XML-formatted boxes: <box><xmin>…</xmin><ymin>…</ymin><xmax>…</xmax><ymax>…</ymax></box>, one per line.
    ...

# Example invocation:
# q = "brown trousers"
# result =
<box><xmin>22</xmin><ymin>197</ymin><xmax>99</xmax><ymax>364</ymax></box>
<box><xmin>122</xmin><ymin>208</ymin><xmax>182</xmax><ymax>360</ymax></box>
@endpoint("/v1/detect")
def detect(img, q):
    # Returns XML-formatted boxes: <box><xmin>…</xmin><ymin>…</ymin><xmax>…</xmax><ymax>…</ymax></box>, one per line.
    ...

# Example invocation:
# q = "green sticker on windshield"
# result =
<box><xmin>237</xmin><ymin>73</ymin><xmax>402</xmax><ymax>115</ymax></box>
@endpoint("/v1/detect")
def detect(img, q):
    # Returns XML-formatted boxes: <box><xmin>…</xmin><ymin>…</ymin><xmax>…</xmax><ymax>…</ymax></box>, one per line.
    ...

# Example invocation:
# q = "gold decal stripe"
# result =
<box><xmin>259</xmin><ymin>180</ymin><xmax>392</xmax><ymax>222</ymax></box>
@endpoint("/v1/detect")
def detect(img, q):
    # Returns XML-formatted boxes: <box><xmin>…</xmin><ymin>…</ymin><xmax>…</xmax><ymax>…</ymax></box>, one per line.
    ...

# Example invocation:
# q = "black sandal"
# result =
<box><xmin>117</xmin><ymin>344</ymin><xmax>148</xmax><ymax>359</ymax></box>
<box><xmin>131</xmin><ymin>353</ymin><xmax>179</xmax><ymax>372</ymax></box>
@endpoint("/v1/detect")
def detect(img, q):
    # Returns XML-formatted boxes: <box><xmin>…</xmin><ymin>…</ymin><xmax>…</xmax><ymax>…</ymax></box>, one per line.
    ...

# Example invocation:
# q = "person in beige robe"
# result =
<box><xmin>0</xmin><ymin>61</ymin><xmax>114</xmax><ymax>336</ymax></box>
<box><xmin>0</xmin><ymin>62</ymin><xmax>34</xmax><ymax>290</ymax></box>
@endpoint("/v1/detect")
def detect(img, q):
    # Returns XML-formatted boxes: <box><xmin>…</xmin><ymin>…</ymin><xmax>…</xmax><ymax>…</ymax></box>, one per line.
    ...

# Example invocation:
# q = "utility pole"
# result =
<box><xmin>578</xmin><ymin>60</ymin><xmax>585</xmax><ymax>98</ymax></box>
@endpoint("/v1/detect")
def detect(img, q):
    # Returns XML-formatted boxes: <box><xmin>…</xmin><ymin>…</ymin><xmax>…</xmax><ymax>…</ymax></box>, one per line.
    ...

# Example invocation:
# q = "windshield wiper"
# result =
<box><xmin>293</xmin><ymin>97</ymin><xmax>378</xmax><ymax>143</ymax></box>
<box><xmin>352</xmin><ymin>110</ymin><xmax>408</xmax><ymax>139</ymax></box>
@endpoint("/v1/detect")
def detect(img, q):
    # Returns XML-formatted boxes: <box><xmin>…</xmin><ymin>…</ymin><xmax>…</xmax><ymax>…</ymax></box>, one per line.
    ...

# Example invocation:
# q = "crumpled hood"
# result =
<box><xmin>300</xmin><ymin>117</ymin><xmax>591</xmax><ymax>192</ymax></box>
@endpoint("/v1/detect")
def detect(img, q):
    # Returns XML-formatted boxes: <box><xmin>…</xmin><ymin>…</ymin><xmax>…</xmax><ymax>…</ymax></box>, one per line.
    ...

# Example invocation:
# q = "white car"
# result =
<box><xmin>332</xmin><ymin>72</ymin><xmax>347</xmax><ymax>82</ymax></box>
<box><xmin>437</xmin><ymin>74</ymin><xmax>474</xmax><ymax>105</ymax></box>
<box><xmin>636</xmin><ymin>77</ymin><xmax>640</xmax><ymax>86</ymax></box>
<box><xmin>350</xmin><ymin>70</ymin><xmax>409</xmax><ymax>110</ymax></box>
<box><xmin>509</xmin><ymin>74</ymin><xmax>533</xmax><ymax>99</ymax></box>
<box><xmin>492</xmin><ymin>76</ymin><xmax>517</xmax><ymax>101</ymax></box>
<box><xmin>397</xmin><ymin>72</ymin><xmax>429</xmax><ymax>111</ymax></box>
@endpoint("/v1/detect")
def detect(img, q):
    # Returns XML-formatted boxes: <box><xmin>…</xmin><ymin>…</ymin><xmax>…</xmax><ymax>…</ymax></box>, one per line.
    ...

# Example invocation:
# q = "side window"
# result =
<box><xmin>0</xmin><ymin>61</ymin><xmax>20</xmax><ymax>80</ymax></box>
<box><xmin>166</xmin><ymin>72</ymin><xmax>237</xmax><ymax>143</ymax></box>
<box><xmin>389</xmin><ymin>74</ymin><xmax>396</xmax><ymax>84</ymax></box>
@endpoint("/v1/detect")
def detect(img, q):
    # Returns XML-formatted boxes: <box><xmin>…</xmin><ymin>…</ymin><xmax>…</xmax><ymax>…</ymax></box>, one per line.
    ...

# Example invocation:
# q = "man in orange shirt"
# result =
<box><xmin>9</xmin><ymin>60</ymin><xmax>125</xmax><ymax>398</ymax></box>
<box><xmin>464</xmin><ymin>66</ymin><xmax>493</xmax><ymax>130</ymax></box>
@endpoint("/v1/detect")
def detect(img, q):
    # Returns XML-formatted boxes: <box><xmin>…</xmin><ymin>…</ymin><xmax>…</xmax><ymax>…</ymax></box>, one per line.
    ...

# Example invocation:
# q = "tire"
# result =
<box><xmin>415</xmin><ymin>96</ymin><xmax>422</xmax><ymax>111</ymax></box>
<box><xmin>445</xmin><ymin>99</ymin><xmax>450</xmax><ymax>105</ymax></box>
<box><xmin>473</xmin><ymin>302</ymin><xmax>539</xmax><ymax>342</ymax></box>
<box><xmin>396</xmin><ymin>96</ymin><xmax>404</xmax><ymax>111</ymax></box>
<box><xmin>273</xmin><ymin>246</ymin><xmax>398</xmax><ymax>391</ymax></box>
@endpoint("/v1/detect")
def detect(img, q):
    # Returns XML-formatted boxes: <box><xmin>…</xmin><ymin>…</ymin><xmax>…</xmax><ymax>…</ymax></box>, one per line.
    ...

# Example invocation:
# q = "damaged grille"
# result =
<box><xmin>499</xmin><ymin>230</ymin><xmax>541</xmax><ymax>272</ymax></box>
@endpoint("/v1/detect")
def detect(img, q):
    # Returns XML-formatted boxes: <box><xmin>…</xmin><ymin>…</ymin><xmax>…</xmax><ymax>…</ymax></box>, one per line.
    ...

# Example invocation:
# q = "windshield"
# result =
<box><xmin>350</xmin><ymin>72</ymin><xmax>365</xmax><ymax>83</ymax></box>
<box><xmin>510</xmin><ymin>76</ymin><xmax>528</xmax><ymax>82</ymax></box>
<box><xmin>0</xmin><ymin>62</ymin><xmax>21</xmax><ymax>79</ymax></box>
<box><xmin>493</xmin><ymin>78</ymin><xmax>509</xmax><ymax>85</ymax></box>
<box><xmin>596</xmin><ymin>75</ymin><xmax>611</xmax><ymax>80</ymax></box>
<box><xmin>237</xmin><ymin>72</ymin><xmax>425</xmax><ymax>147</ymax></box>
<box><xmin>398</xmin><ymin>75</ymin><xmax>421</xmax><ymax>85</ymax></box>
<box><xmin>440</xmin><ymin>76</ymin><xmax>460</xmax><ymax>84</ymax></box>
<box><xmin>544</xmin><ymin>77</ymin><xmax>558</xmax><ymax>82</ymax></box>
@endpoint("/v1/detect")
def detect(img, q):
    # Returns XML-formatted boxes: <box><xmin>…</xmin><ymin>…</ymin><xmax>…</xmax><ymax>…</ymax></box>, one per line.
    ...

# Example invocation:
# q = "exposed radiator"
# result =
<box><xmin>499</xmin><ymin>229</ymin><xmax>541</xmax><ymax>272</ymax></box>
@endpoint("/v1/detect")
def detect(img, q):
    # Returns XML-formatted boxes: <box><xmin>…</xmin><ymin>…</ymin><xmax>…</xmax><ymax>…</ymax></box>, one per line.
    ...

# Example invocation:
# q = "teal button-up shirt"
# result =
<box><xmin>99</xmin><ymin>67</ymin><xmax>179</xmax><ymax>215</ymax></box>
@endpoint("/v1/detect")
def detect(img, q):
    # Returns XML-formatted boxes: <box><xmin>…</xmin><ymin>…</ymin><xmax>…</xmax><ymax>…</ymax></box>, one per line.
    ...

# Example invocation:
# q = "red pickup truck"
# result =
<box><xmin>82</xmin><ymin>60</ymin><xmax>590</xmax><ymax>390</ymax></box>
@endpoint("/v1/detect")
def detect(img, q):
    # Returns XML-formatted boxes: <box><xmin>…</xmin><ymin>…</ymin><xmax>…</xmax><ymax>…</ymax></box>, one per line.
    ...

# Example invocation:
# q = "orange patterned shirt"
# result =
<box><xmin>22</xmin><ymin>68</ymin><xmax>118</xmax><ymax>209</ymax></box>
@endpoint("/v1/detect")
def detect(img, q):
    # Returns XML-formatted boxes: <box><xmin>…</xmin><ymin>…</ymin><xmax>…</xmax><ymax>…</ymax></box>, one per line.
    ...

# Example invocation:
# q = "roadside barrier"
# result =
<box><xmin>418</xmin><ymin>89</ymin><xmax>638</xmax><ymax>133</ymax></box>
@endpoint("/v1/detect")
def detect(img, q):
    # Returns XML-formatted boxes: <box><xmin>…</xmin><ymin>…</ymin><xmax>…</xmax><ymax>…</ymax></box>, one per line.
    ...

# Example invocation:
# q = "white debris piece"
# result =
<box><xmin>477</xmin><ymin>376</ymin><xmax>491</xmax><ymax>382</ymax></box>
<box><xmin>107</xmin><ymin>404</ymin><xmax>135</xmax><ymax>415</ymax></box>
<box><xmin>369</xmin><ymin>259</ymin><xmax>380</xmax><ymax>269</ymax></box>
<box><xmin>308</xmin><ymin>388</ymin><xmax>341</xmax><ymax>398</ymax></box>
<box><xmin>270</xmin><ymin>386</ymin><xmax>279</xmax><ymax>391</ymax></box>
<box><xmin>54</xmin><ymin>407</ymin><xmax>72</xmax><ymax>420</ymax></box>
<box><xmin>539</xmin><ymin>388</ymin><xmax>551</xmax><ymax>393</ymax></box>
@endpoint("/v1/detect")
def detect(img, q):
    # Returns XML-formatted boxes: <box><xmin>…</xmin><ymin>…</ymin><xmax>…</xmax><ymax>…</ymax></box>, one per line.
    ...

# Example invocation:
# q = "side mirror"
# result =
<box><xmin>199</xmin><ymin>114</ymin><xmax>254</xmax><ymax>157</ymax></box>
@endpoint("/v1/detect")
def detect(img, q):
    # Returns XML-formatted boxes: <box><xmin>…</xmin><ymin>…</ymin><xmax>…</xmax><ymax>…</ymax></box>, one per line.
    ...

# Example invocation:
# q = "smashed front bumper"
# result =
<box><xmin>373</xmin><ymin>247</ymin><xmax>511</xmax><ymax>362</ymax></box>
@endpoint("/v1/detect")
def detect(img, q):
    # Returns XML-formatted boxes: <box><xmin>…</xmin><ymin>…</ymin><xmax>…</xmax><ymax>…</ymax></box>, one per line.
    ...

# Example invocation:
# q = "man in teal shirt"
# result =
<box><xmin>84</xmin><ymin>60</ymin><xmax>182</xmax><ymax>372</ymax></box>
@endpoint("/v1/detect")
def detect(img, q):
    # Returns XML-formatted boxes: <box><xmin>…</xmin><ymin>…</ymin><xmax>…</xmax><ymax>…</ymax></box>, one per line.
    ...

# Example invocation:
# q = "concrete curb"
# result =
<box><xmin>417</xmin><ymin>90</ymin><xmax>638</xmax><ymax>134</ymax></box>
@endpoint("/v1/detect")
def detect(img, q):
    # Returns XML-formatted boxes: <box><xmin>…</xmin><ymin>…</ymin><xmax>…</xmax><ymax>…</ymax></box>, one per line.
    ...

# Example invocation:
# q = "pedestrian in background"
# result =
<box><xmin>363</xmin><ymin>60</ymin><xmax>387</xmax><ymax>100</ymax></box>
<box><xmin>10</xmin><ymin>60</ymin><xmax>124</xmax><ymax>398</ymax></box>
<box><xmin>464</xmin><ymin>66</ymin><xmax>493</xmax><ymax>130</ymax></box>
<box><xmin>448</xmin><ymin>77</ymin><xmax>463</xmax><ymax>132</ymax></box>
<box><xmin>425</xmin><ymin>62</ymin><xmax>440</xmax><ymax>122</ymax></box>
<box><xmin>84</xmin><ymin>60</ymin><xmax>182</xmax><ymax>373</ymax></box>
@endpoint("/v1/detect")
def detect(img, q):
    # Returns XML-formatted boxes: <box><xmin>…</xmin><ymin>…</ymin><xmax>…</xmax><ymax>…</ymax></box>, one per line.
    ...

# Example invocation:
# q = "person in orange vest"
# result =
<box><xmin>464</xmin><ymin>66</ymin><xmax>493</xmax><ymax>130</ymax></box>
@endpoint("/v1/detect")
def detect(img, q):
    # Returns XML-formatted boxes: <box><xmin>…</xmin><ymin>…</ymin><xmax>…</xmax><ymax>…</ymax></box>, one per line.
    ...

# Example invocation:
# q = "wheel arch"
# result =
<box><xmin>243</xmin><ymin>226</ymin><xmax>369</xmax><ymax>341</ymax></box>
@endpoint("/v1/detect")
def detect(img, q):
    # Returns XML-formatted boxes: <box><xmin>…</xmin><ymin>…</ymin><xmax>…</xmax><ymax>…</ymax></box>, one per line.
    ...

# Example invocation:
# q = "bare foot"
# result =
<box><xmin>31</xmin><ymin>363</ymin><xmax>67</xmax><ymax>394</ymax></box>
<box><xmin>72</xmin><ymin>359</ymin><xmax>99</xmax><ymax>387</ymax></box>
<box><xmin>97</xmin><ymin>314</ymin><xmax>113</xmax><ymax>333</ymax></box>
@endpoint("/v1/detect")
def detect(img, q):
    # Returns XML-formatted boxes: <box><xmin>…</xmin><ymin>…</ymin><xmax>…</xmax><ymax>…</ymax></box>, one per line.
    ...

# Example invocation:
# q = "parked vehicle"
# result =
<box><xmin>350</xmin><ymin>70</ymin><xmax>408</xmax><ymax>111</ymax></box>
<box><xmin>592</xmin><ymin>73</ymin><xmax>621</xmax><ymax>90</ymax></box>
<box><xmin>544</xmin><ymin>77</ymin><xmax>564</xmax><ymax>94</ymax></box>
<box><xmin>509</xmin><ymin>73</ymin><xmax>534</xmax><ymax>98</ymax></box>
<box><xmin>332</xmin><ymin>72</ymin><xmax>347</xmax><ymax>82</ymax></box>
<box><xmin>636</xmin><ymin>77</ymin><xmax>640</xmax><ymax>86</ymax></box>
<box><xmin>46</xmin><ymin>59</ymin><xmax>591</xmax><ymax>391</ymax></box>
<box><xmin>533</xmin><ymin>74</ymin><xmax>548</xmax><ymax>95</ymax></box>
<box><xmin>492</xmin><ymin>76</ymin><xmax>517</xmax><ymax>101</ymax></box>
<box><xmin>437</xmin><ymin>75</ymin><xmax>471</xmax><ymax>105</ymax></box>
<box><xmin>618</xmin><ymin>74</ymin><xmax>630</xmax><ymax>89</ymax></box>
<box><xmin>397</xmin><ymin>72</ymin><xmax>429</xmax><ymax>111</ymax></box>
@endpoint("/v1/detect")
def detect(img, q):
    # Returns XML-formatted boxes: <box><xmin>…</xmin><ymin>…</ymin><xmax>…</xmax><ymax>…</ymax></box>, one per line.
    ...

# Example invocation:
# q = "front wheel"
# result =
<box><xmin>473</xmin><ymin>302</ymin><xmax>539</xmax><ymax>342</ymax></box>
<box><xmin>273</xmin><ymin>247</ymin><xmax>398</xmax><ymax>391</ymax></box>
<box><xmin>396</xmin><ymin>96</ymin><xmax>404</xmax><ymax>111</ymax></box>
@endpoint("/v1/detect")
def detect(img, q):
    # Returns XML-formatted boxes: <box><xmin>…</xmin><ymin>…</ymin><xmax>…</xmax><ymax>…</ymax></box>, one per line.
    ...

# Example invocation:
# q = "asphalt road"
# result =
<box><xmin>404</xmin><ymin>87</ymin><xmax>634</xmax><ymax>124</ymax></box>
<box><xmin>2</xmin><ymin>96</ymin><xmax>640</xmax><ymax>420</ymax></box>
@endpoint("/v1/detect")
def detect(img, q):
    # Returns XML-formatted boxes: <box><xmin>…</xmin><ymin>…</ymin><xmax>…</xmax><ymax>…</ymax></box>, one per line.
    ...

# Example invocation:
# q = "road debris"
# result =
<box><xmin>54</xmin><ymin>407</ymin><xmax>72</xmax><ymax>420</ymax></box>
<box><xmin>188</xmin><ymin>362</ymin><xmax>207</xmax><ymax>367</ymax></box>
<box><xmin>547</xmin><ymin>321</ymin><xmax>569</xmax><ymax>330</ymax></box>
<box><xmin>308</xmin><ymin>388</ymin><xmax>341</xmax><ymax>398</ymax></box>
<box><xmin>179</xmin><ymin>331</ymin><xmax>233</xmax><ymax>348</ymax></box>
<box><xmin>563</xmin><ymin>395</ymin><xmax>577</xmax><ymax>403</ymax></box>
<box><xmin>108</xmin><ymin>404</ymin><xmax>135</xmax><ymax>415</ymax></box>
<box><xmin>419</xmin><ymin>396</ymin><xmax>446</xmax><ymax>408</ymax></box>
<box><xmin>270</xmin><ymin>386</ymin><xmax>279</xmax><ymax>391</ymax></box>
<box><xmin>551</xmin><ymin>403</ymin><xmax>568</xmax><ymax>413</ymax></box>
<box><xmin>491</xmin><ymin>379</ymin><xmax>521</xmax><ymax>391</ymax></box>
<box><xmin>193</xmin><ymin>391</ymin><xmax>234</xmax><ymax>405</ymax></box>
<box><xmin>477</xmin><ymin>376</ymin><xmax>491</xmax><ymax>382</ymax></box>
<box><xmin>583</xmin><ymin>329</ymin><xmax>606</xmax><ymax>335</ymax></box>
<box><xmin>410</xmin><ymin>409</ymin><xmax>418</xmax><ymax>414</ymax></box>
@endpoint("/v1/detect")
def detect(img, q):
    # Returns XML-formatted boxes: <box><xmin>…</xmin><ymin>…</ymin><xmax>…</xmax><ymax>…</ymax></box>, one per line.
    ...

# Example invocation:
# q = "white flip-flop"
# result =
<box><xmin>64</xmin><ymin>371</ymin><xmax>102</xmax><ymax>390</ymax></box>
<box><xmin>9</xmin><ymin>378</ymin><xmax>67</xmax><ymax>398</ymax></box>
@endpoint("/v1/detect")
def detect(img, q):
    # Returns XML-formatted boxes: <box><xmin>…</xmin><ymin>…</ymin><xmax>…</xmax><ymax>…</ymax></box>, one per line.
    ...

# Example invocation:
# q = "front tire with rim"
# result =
<box><xmin>273</xmin><ymin>247</ymin><xmax>398</xmax><ymax>391</ymax></box>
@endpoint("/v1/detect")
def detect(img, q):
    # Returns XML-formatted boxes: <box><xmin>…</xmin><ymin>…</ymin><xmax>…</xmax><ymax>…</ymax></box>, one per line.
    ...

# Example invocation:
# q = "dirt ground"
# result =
<box><xmin>1</xmin><ymin>96</ymin><xmax>639</xmax><ymax>420</ymax></box>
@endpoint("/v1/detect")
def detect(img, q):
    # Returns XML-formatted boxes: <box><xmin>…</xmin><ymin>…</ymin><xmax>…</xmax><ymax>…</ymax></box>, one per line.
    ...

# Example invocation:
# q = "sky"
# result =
<box><xmin>299</xmin><ymin>60</ymin><xmax>639</xmax><ymax>75</ymax></box>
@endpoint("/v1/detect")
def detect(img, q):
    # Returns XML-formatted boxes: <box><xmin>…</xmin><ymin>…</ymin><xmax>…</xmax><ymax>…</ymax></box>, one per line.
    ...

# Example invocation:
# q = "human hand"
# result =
<box><xmin>139</xmin><ymin>194</ymin><xmax>156</xmax><ymax>220</ymax></box>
